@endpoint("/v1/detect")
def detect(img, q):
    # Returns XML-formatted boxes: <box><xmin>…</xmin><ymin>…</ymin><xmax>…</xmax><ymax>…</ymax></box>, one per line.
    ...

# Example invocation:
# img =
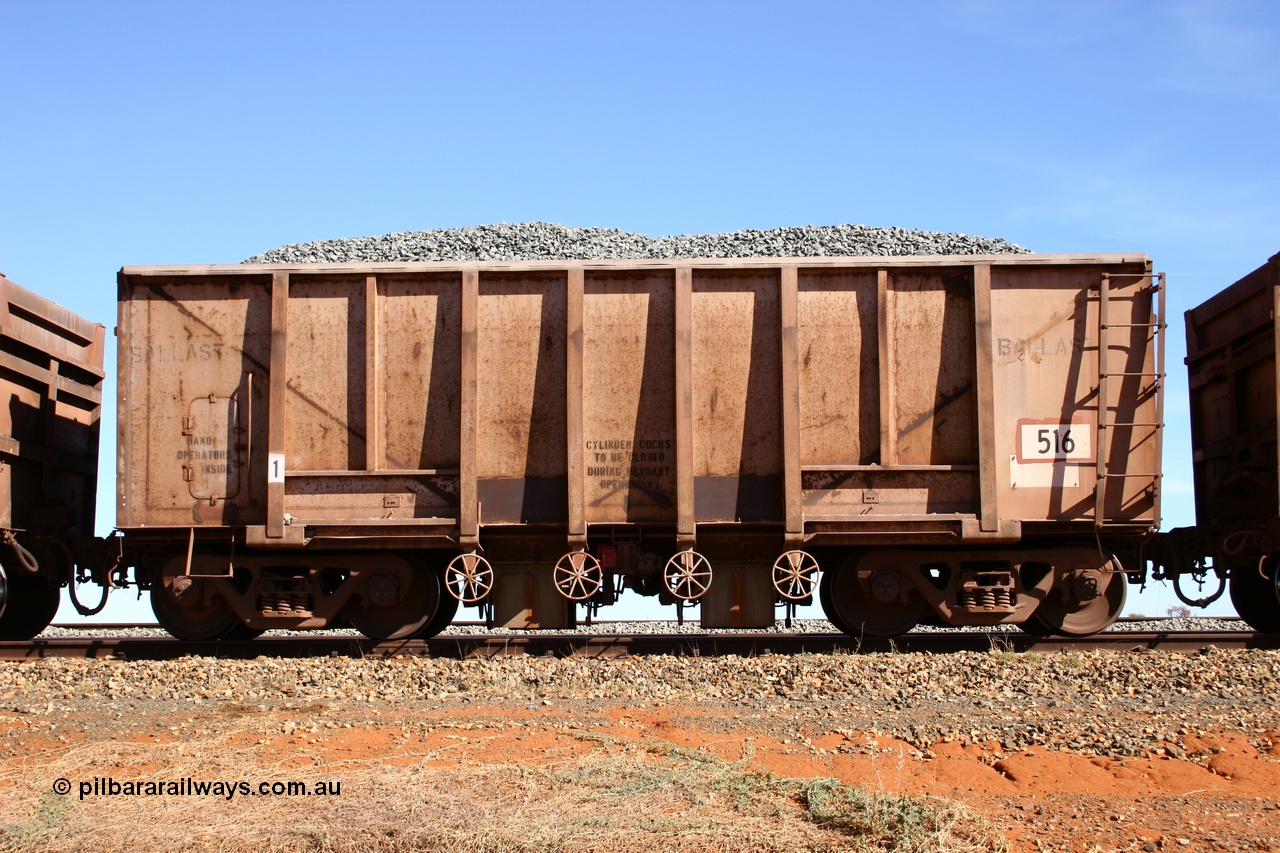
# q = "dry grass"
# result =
<box><xmin>0</xmin><ymin>723</ymin><xmax>1007</xmax><ymax>853</ymax></box>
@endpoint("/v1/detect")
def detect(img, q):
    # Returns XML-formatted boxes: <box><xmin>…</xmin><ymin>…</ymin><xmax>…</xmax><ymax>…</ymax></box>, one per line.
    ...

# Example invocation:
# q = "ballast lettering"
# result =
<box><xmin>130</xmin><ymin>342</ymin><xmax>225</xmax><ymax>364</ymax></box>
<box><xmin>997</xmin><ymin>336</ymin><xmax>1084</xmax><ymax>359</ymax></box>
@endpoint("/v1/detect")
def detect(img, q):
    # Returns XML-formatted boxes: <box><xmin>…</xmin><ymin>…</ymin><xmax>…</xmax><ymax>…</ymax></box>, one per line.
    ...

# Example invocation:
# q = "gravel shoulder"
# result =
<box><xmin>0</xmin><ymin>647</ymin><xmax>1277</xmax><ymax>852</ymax></box>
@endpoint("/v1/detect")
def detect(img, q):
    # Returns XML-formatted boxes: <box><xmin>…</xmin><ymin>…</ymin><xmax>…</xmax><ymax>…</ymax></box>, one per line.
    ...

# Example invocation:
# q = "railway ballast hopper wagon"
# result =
<box><xmin>115</xmin><ymin>255</ymin><xmax>1163</xmax><ymax>640</ymax></box>
<box><xmin>0</xmin><ymin>273</ymin><xmax>105</xmax><ymax>639</ymax></box>
<box><xmin>1152</xmin><ymin>251</ymin><xmax>1280</xmax><ymax>632</ymax></box>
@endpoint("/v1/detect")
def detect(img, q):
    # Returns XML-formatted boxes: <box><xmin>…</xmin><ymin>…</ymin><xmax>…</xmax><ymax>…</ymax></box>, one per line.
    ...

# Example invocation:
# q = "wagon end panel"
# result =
<box><xmin>120</xmin><ymin>269</ymin><xmax>477</xmax><ymax>535</ymax></box>
<box><xmin>1184</xmin><ymin>252</ymin><xmax>1280</xmax><ymax>529</ymax></box>
<box><xmin>117</xmin><ymin>274</ymin><xmax>271</xmax><ymax>528</ymax></box>
<box><xmin>991</xmin><ymin>262</ymin><xmax>1160</xmax><ymax>529</ymax></box>
<box><xmin>0</xmin><ymin>275</ymin><xmax>104</xmax><ymax>538</ymax></box>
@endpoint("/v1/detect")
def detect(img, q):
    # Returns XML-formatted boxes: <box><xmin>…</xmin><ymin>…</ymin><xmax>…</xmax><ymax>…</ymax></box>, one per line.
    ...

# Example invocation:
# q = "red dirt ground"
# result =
<box><xmin>4</xmin><ymin>699</ymin><xmax>1278</xmax><ymax>852</ymax></box>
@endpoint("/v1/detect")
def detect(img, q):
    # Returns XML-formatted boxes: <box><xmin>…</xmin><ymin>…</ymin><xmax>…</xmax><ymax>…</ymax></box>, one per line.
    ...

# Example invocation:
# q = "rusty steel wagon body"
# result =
<box><xmin>0</xmin><ymin>273</ymin><xmax>105</xmax><ymax>639</ymax></box>
<box><xmin>1151</xmin><ymin>251</ymin><xmax>1280</xmax><ymax>632</ymax></box>
<box><xmin>115</xmin><ymin>254</ymin><xmax>1163</xmax><ymax>640</ymax></box>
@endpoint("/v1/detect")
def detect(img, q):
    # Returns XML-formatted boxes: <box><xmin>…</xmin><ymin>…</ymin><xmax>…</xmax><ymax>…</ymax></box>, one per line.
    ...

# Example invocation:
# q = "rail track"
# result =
<box><xmin>3</xmin><ymin>629</ymin><xmax>1275</xmax><ymax>661</ymax></box>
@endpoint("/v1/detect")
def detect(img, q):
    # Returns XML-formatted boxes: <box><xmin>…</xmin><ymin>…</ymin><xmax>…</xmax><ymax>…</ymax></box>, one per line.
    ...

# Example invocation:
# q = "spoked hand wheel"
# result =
<box><xmin>553</xmin><ymin>551</ymin><xmax>603</xmax><ymax>601</ymax></box>
<box><xmin>444</xmin><ymin>553</ymin><xmax>494</xmax><ymax>603</ymax></box>
<box><xmin>662</xmin><ymin>550</ymin><xmax>712</xmax><ymax>601</ymax></box>
<box><xmin>772</xmin><ymin>550</ymin><xmax>820</xmax><ymax>601</ymax></box>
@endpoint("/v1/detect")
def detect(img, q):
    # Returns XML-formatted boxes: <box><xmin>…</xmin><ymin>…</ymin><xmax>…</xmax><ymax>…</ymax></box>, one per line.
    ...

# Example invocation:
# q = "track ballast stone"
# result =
<box><xmin>245</xmin><ymin>222</ymin><xmax>1030</xmax><ymax>264</ymax></box>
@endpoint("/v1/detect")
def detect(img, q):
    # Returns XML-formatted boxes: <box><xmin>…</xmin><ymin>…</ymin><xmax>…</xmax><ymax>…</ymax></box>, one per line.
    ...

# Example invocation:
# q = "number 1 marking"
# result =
<box><xmin>267</xmin><ymin>453</ymin><xmax>285</xmax><ymax>483</ymax></box>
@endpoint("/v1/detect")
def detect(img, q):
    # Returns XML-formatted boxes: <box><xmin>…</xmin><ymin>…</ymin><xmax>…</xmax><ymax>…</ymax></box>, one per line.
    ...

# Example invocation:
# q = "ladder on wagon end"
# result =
<box><xmin>1093</xmin><ymin>270</ymin><xmax>1166</xmax><ymax>529</ymax></box>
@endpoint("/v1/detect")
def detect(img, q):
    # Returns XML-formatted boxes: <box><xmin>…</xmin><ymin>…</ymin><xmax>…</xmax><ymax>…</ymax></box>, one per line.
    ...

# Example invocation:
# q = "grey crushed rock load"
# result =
<box><xmin>245</xmin><ymin>222</ymin><xmax>1030</xmax><ymax>264</ymax></box>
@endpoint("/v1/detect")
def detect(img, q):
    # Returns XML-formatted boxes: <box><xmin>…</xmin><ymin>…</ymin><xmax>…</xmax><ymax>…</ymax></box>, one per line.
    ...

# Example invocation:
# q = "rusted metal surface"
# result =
<box><xmin>459</xmin><ymin>269</ymin><xmax>479</xmax><ymax>547</ymax></box>
<box><xmin>475</xmin><ymin>273</ymin><xmax>567</xmax><ymax>523</ymax></box>
<box><xmin>1184</xmin><ymin>252</ymin><xmax>1280</xmax><ymax>529</ymax></box>
<box><xmin>692</xmin><ymin>269</ymin><xmax>783</xmax><ymax>523</ymax></box>
<box><xmin>565</xmin><ymin>268</ymin><xmax>586</xmax><ymax>547</ymax></box>
<box><xmin>0</xmin><ymin>274</ymin><xmax>104</xmax><ymax>638</ymax></box>
<box><xmin>120</xmin><ymin>255</ymin><xmax>1160</xmax><ymax>536</ymax></box>
<box><xmin>779</xmin><ymin>267</ymin><xmax>803</xmax><ymax>546</ymax></box>
<box><xmin>675</xmin><ymin>267</ymin><xmax>694</xmax><ymax>544</ymax></box>
<box><xmin>116</xmin><ymin>254</ymin><xmax>1161</xmax><ymax>634</ymax></box>
<box><xmin>1169</xmin><ymin>252</ymin><xmax>1280</xmax><ymax>632</ymax></box>
<box><xmin>973</xmin><ymin>264</ymin><xmax>998</xmax><ymax>532</ymax></box>
<box><xmin>580</xmin><ymin>269</ymin><xmax>675</xmax><ymax>525</ymax></box>
<box><xmin>988</xmin><ymin>264</ymin><xmax>1161</xmax><ymax>528</ymax></box>
<box><xmin>0</xmin><ymin>274</ymin><xmax>104</xmax><ymax>542</ymax></box>
<box><xmin>267</xmin><ymin>273</ymin><xmax>288</xmax><ymax>538</ymax></box>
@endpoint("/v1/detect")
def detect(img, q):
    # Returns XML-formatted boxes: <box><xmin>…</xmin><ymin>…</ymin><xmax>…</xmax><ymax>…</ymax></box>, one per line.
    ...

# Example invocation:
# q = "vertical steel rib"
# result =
<box><xmin>459</xmin><ymin>269</ymin><xmax>479</xmax><ymax>547</ymax></box>
<box><xmin>779</xmin><ymin>266</ymin><xmax>803</xmax><ymax>545</ymax></box>
<box><xmin>566</xmin><ymin>267</ymin><xmax>586</xmax><ymax>548</ymax></box>
<box><xmin>675</xmin><ymin>267</ymin><xmax>695</xmax><ymax>548</ymax></box>
<box><xmin>364</xmin><ymin>275</ymin><xmax>381</xmax><ymax>472</ymax></box>
<box><xmin>876</xmin><ymin>269</ymin><xmax>896</xmax><ymax>465</ymax></box>
<box><xmin>266</xmin><ymin>272</ymin><xmax>289</xmax><ymax>539</ymax></box>
<box><xmin>972</xmin><ymin>263</ymin><xmax>998</xmax><ymax>532</ymax></box>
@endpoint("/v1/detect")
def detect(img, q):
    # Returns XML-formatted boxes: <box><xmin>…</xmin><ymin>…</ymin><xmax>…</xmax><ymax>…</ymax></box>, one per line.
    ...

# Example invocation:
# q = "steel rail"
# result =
<box><xmin>2</xmin><ymin>630</ymin><xmax>1274</xmax><ymax>661</ymax></box>
<box><xmin>47</xmin><ymin>615</ymin><xmax>1246</xmax><ymax>632</ymax></box>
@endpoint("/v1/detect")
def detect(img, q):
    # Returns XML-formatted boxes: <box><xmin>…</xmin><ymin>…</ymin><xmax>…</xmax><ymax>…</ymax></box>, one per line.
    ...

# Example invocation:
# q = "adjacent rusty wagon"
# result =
<box><xmin>115</xmin><ymin>254</ymin><xmax>1163</xmax><ymax>639</ymax></box>
<box><xmin>1150</xmin><ymin>251</ymin><xmax>1280</xmax><ymax>632</ymax></box>
<box><xmin>0</xmin><ymin>273</ymin><xmax>105</xmax><ymax>639</ymax></box>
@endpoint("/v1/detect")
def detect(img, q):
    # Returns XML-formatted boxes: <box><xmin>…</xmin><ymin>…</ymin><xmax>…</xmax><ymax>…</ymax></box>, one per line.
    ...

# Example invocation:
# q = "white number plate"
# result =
<box><xmin>1016</xmin><ymin>420</ymin><xmax>1093</xmax><ymax>463</ymax></box>
<box><xmin>267</xmin><ymin>452</ymin><xmax>286</xmax><ymax>483</ymax></box>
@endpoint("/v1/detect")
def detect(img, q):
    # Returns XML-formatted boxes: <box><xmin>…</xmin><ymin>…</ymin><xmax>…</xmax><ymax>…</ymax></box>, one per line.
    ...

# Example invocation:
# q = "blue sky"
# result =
<box><xmin>3</xmin><ymin>0</ymin><xmax>1277</xmax><ymax>622</ymax></box>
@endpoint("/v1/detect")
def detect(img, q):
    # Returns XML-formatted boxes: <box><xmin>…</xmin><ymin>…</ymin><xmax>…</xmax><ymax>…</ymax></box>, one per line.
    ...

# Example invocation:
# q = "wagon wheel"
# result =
<box><xmin>411</xmin><ymin>560</ymin><xmax>460</xmax><ymax>638</ymax></box>
<box><xmin>1229</xmin><ymin>554</ymin><xmax>1280</xmax><ymax>634</ymax></box>
<box><xmin>415</xmin><ymin>583</ymin><xmax>460</xmax><ymax>639</ymax></box>
<box><xmin>444</xmin><ymin>553</ymin><xmax>494</xmax><ymax>604</ymax></box>
<box><xmin>663</xmin><ymin>550</ymin><xmax>712</xmax><ymax>601</ymax></box>
<box><xmin>819</xmin><ymin>554</ymin><xmax>926</xmax><ymax>638</ymax></box>
<box><xmin>346</xmin><ymin>568</ymin><xmax>443</xmax><ymax>641</ymax></box>
<box><xmin>1028</xmin><ymin>561</ymin><xmax>1127</xmax><ymax>636</ymax></box>
<box><xmin>772</xmin><ymin>550</ymin><xmax>820</xmax><ymax>601</ymax></box>
<box><xmin>553</xmin><ymin>551</ymin><xmax>603</xmax><ymax>602</ymax></box>
<box><xmin>150</xmin><ymin>554</ymin><xmax>241</xmax><ymax>642</ymax></box>
<box><xmin>0</xmin><ymin>569</ymin><xmax>63</xmax><ymax>641</ymax></box>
